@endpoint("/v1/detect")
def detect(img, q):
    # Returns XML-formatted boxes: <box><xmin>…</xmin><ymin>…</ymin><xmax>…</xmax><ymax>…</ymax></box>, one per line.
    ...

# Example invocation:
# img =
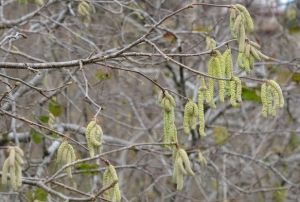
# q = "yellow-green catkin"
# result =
<box><xmin>103</xmin><ymin>164</ymin><xmax>121</xmax><ymax>202</ymax></box>
<box><xmin>216</xmin><ymin>51</ymin><xmax>226</xmax><ymax>102</ymax></box>
<box><xmin>229</xmin><ymin>78</ymin><xmax>238</xmax><ymax>107</ymax></box>
<box><xmin>232</xmin><ymin>13</ymin><xmax>242</xmax><ymax>38</ymax></box>
<box><xmin>238</xmin><ymin>40</ymin><xmax>270</xmax><ymax>73</ymax></box>
<box><xmin>230</xmin><ymin>7</ymin><xmax>238</xmax><ymax>38</ymax></box>
<box><xmin>161</xmin><ymin>91</ymin><xmax>176</xmax><ymax>112</ymax></box>
<box><xmin>234</xmin><ymin>76</ymin><xmax>242</xmax><ymax>102</ymax></box>
<box><xmin>160</xmin><ymin>91</ymin><xmax>177</xmax><ymax>148</ymax></box>
<box><xmin>198</xmin><ymin>82</ymin><xmax>206</xmax><ymax>137</ymax></box>
<box><xmin>268</xmin><ymin>80</ymin><xmax>284</xmax><ymax>107</ymax></box>
<box><xmin>163</xmin><ymin>109</ymin><xmax>176</xmax><ymax>145</ymax></box>
<box><xmin>268</xmin><ymin>85</ymin><xmax>278</xmax><ymax>116</ymax></box>
<box><xmin>57</xmin><ymin>140</ymin><xmax>68</xmax><ymax>164</ymax></box>
<box><xmin>15</xmin><ymin>164</ymin><xmax>22</xmax><ymax>187</ymax></box>
<box><xmin>261</xmin><ymin>83</ymin><xmax>268</xmax><ymax>117</ymax></box>
<box><xmin>245</xmin><ymin>43</ymin><xmax>251</xmax><ymax>57</ymax></box>
<box><xmin>250</xmin><ymin>40</ymin><xmax>261</xmax><ymax>49</ymax></box>
<box><xmin>172</xmin><ymin>147</ymin><xmax>195</xmax><ymax>190</ymax></box>
<box><xmin>77</xmin><ymin>0</ymin><xmax>92</xmax><ymax>23</ymax></box>
<box><xmin>229</xmin><ymin>76</ymin><xmax>242</xmax><ymax>105</ymax></box>
<box><xmin>1</xmin><ymin>159</ymin><xmax>9</xmax><ymax>185</ymax></box>
<box><xmin>239</xmin><ymin>23</ymin><xmax>246</xmax><ymax>52</ymax></box>
<box><xmin>250</xmin><ymin>46</ymin><xmax>261</xmax><ymax>61</ymax></box>
<box><xmin>230</xmin><ymin>4</ymin><xmax>254</xmax><ymax>37</ymax></box>
<box><xmin>183</xmin><ymin>99</ymin><xmax>198</xmax><ymax>134</ymax></box>
<box><xmin>1</xmin><ymin>147</ymin><xmax>24</xmax><ymax>190</ymax></box>
<box><xmin>260</xmin><ymin>80</ymin><xmax>284</xmax><ymax>117</ymax></box>
<box><xmin>230</xmin><ymin>4</ymin><xmax>256</xmax><ymax>72</ymax></box>
<box><xmin>237</xmin><ymin>52</ymin><xmax>251</xmax><ymax>72</ymax></box>
<box><xmin>178</xmin><ymin>149</ymin><xmax>195</xmax><ymax>176</ymax></box>
<box><xmin>237</xmin><ymin>53</ymin><xmax>244</xmax><ymax>70</ymax></box>
<box><xmin>207</xmin><ymin>55</ymin><xmax>221</xmax><ymax>108</ymax></box>
<box><xmin>223</xmin><ymin>48</ymin><xmax>233</xmax><ymax>79</ymax></box>
<box><xmin>223</xmin><ymin>47</ymin><xmax>233</xmax><ymax>96</ymax></box>
<box><xmin>235</xmin><ymin>4</ymin><xmax>254</xmax><ymax>32</ymax></box>
<box><xmin>266</xmin><ymin>85</ymin><xmax>274</xmax><ymax>116</ymax></box>
<box><xmin>85</xmin><ymin>120</ymin><xmax>103</xmax><ymax>157</ymax></box>
<box><xmin>57</xmin><ymin>140</ymin><xmax>76</xmax><ymax>178</ymax></box>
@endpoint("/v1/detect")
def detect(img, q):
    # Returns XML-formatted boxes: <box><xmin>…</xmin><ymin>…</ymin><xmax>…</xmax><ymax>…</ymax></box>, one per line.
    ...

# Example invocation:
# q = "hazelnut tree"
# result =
<box><xmin>0</xmin><ymin>0</ymin><xmax>299</xmax><ymax>201</ymax></box>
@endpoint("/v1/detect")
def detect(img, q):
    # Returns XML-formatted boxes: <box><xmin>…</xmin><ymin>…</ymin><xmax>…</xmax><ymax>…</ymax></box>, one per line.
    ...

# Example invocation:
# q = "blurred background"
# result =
<box><xmin>0</xmin><ymin>0</ymin><xmax>300</xmax><ymax>201</ymax></box>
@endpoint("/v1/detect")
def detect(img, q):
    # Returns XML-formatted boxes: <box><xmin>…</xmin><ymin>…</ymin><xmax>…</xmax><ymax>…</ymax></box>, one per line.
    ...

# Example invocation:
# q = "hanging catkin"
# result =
<box><xmin>223</xmin><ymin>47</ymin><xmax>233</xmax><ymax>97</ymax></box>
<box><xmin>223</xmin><ymin>48</ymin><xmax>233</xmax><ymax>79</ymax></box>
<box><xmin>235</xmin><ymin>4</ymin><xmax>254</xmax><ymax>32</ymax></box>
<box><xmin>239</xmin><ymin>23</ymin><xmax>246</xmax><ymax>52</ymax></box>
<box><xmin>261</xmin><ymin>83</ymin><xmax>268</xmax><ymax>117</ymax></box>
<box><xmin>56</xmin><ymin>140</ymin><xmax>76</xmax><ymax>178</ymax></box>
<box><xmin>172</xmin><ymin>147</ymin><xmax>195</xmax><ymax>190</ymax></box>
<box><xmin>102</xmin><ymin>164</ymin><xmax>122</xmax><ymax>202</ymax></box>
<box><xmin>268</xmin><ymin>80</ymin><xmax>284</xmax><ymax>107</ymax></box>
<box><xmin>230</xmin><ymin>7</ymin><xmax>238</xmax><ymax>37</ymax></box>
<box><xmin>260</xmin><ymin>80</ymin><xmax>284</xmax><ymax>117</ymax></box>
<box><xmin>159</xmin><ymin>91</ymin><xmax>177</xmax><ymax>148</ymax></box>
<box><xmin>237</xmin><ymin>39</ymin><xmax>270</xmax><ymax>72</ymax></box>
<box><xmin>198</xmin><ymin>77</ymin><xmax>206</xmax><ymax>137</ymax></box>
<box><xmin>229</xmin><ymin>78</ymin><xmax>237</xmax><ymax>107</ymax></box>
<box><xmin>229</xmin><ymin>4</ymin><xmax>257</xmax><ymax>71</ymax></box>
<box><xmin>234</xmin><ymin>76</ymin><xmax>242</xmax><ymax>102</ymax></box>
<box><xmin>230</xmin><ymin>4</ymin><xmax>254</xmax><ymax>36</ymax></box>
<box><xmin>206</xmin><ymin>54</ymin><xmax>222</xmax><ymax>108</ymax></box>
<box><xmin>85</xmin><ymin>120</ymin><xmax>103</xmax><ymax>157</ymax></box>
<box><xmin>232</xmin><ymin>13</ymin><xmax>242</xmax><ymax>38</ymax></box>
<box><xmin>229</xmin><ymin>76</ymin><xmax>242</xmax><ymax>106</ymax></box>
<box><xmin>183</xmin><ymin>99</ymin><xmax>198</xmax><ymax>134</ymax></box>
<box><xmin>1</xmin><ymin>146</ymin><xmax>24</xmax><ymax>190</ymax></box>
<box><xmin>216</xmin><ymin>51</ymin><xmax>226</xmax><ymax>102</ymax></box>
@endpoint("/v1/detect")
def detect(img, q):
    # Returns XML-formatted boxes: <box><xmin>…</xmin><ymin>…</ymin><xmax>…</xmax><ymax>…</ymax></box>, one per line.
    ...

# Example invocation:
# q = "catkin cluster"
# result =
<box><xmin>85</xmin><ymin>120</ymin><xmax>103</xmax><ymax>157</ymax></box>
<box><xmin>206</xmin><ymin>49</ymin><xmax>233</xmax><ymax>107</ymax></box>
<box><xmin>172</xmin><ymin>148</ymin><xmax>195</xmax><ymax>190</ymax></box>
<box><xmin>183</xmin><ymin>99</ymin><xmax>198</xmax><ymax>134</ymax></box>
<box><xmin>229</xmin><ymin>4</ymin><xmax>254</xmax><ymax>52</ymax></box>
<box><xmin>102</xmin><ymin>164</ymin><xmax>121</xmax><ymax>202</ymax></box>
<box><xmin>1</xmin><ymin>146</ymin><xmax>24</xmax><ymax>190</ymax></box>
<box><xmin>237</xmin><ymin>40</ymin><xmax>269</xmax><ymax>72</ymax></box>
<box><xmin>229</xmin><ymin>76</ymin><xmax>242</xmax><ymax>107</ymax></box>
<box><xmin>261</xmin><ymin>80</ymin><xmax>284</xmax><ymax>117</ymax></box>
<box><xmin>57</xmin><ymin>140</ymin><xmax>76</xmax><ymax>178</ymax></box>
<box><xmin>230</xmin><ymin>4</ymin><xmax>269</xmax><ymax>72</ymax></box>
<box><xmin>159</xmin><ymin>91</ymin><xmax>177</xmax><ymax>147</ymax></box>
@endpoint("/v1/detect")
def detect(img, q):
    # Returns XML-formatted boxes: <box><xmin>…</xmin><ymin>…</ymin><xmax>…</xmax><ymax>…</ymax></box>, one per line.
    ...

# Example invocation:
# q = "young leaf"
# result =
<box><xmin>48</xmin><ymin>99</ymin><xmax>64</xmax><ymax>117</ymax></box>
<box><xmin>34</xmin><ymin>188</ymin><xmax>48</xmax><ymax>202</ymax></box>
<box><xmin>39</xmin><ymin>115</ymin><xmax>49</xmax><ymax>124</ymax></box>
<box><xmin>242</xmin><ymin>87</ymin><xmax>261</xmax><ymax>103</ymax></box>
<box><xmin>30</xmin><ymin>128</ymin><xmax>43</xmax><ymax>144</ymax></box>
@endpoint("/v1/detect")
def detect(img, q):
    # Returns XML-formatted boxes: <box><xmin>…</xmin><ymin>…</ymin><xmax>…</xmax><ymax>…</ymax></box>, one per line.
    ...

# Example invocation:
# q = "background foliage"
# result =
<box><xmin>0</xmin><ymin>0</ymin><xmax>300</xmax><ymax>201</ymax></box>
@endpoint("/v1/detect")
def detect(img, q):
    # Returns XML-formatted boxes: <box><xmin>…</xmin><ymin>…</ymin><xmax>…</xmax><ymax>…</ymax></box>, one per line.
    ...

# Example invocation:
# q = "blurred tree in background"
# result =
<box><xmin>0</xmin><ymin>0</ymin><xmax>300</xmax><ymax>201</ymax></box>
